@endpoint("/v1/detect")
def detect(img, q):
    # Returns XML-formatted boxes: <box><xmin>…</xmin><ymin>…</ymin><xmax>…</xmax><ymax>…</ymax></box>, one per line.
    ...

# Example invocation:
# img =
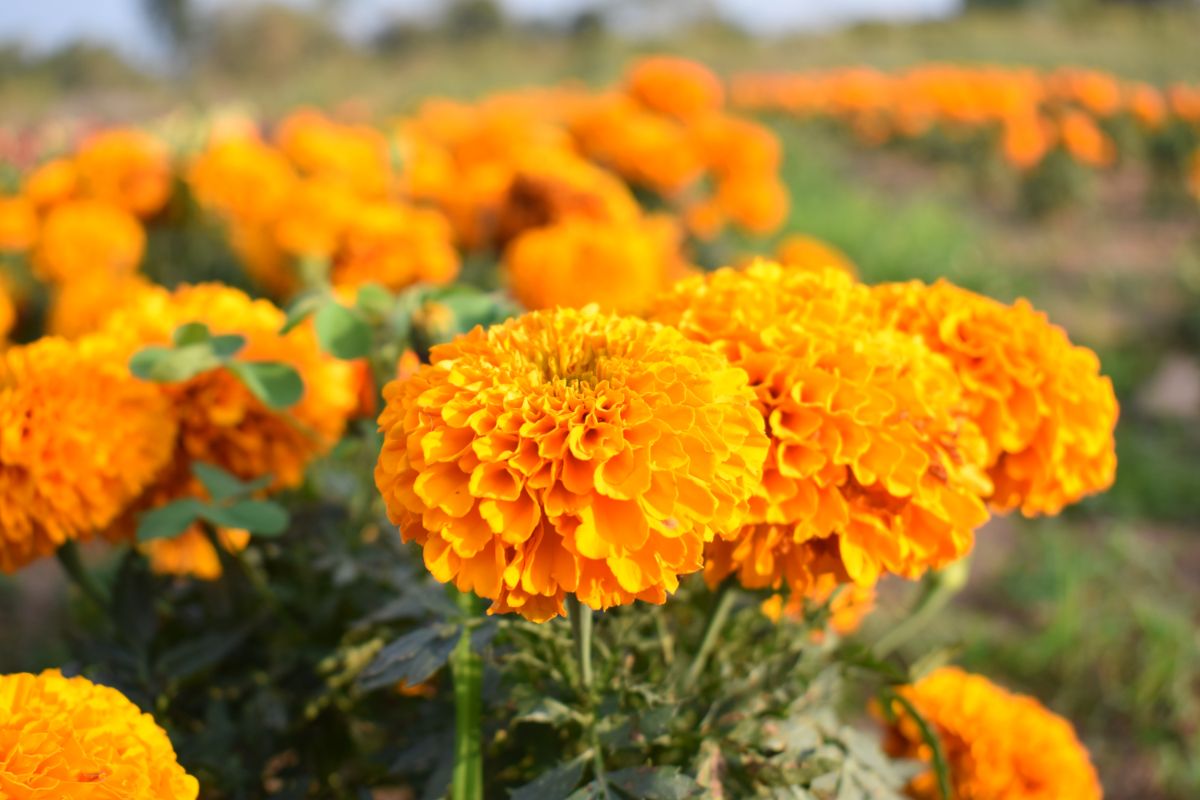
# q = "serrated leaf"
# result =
<box><xmin>227</xmin><ymin>360</ymin><xmax>304</xmax><ymax>409</ymax></box>
<box><xmin>137</xmin><ymin>499</ymin><xmax>205</xmax><ymax>542</ymax></box>
<box><xmin>606</xmin><ymin>767</ymin><xmax>698</xmax><ymax>800</ymax></box>
<box><xmin>173</xmin><ymin>321</ymin><xmax>211</xmax><ymax>346</ymax></box>
<box><xmin>210</xmin><ymin>333</ymin><xmax>247</xmax><ymax>359</ymax></box>
<box><xmin>357</xmin><ymin>624</ymin><xmax>460</xmax><ymax>692</ymax></box>
<box><xmin>193</xmin><ymin>462</ymin><xmax>247</xmax><ymax>503</ymax></box>
<box><xmin>510</xmin><ymin>756</ymin><xmax>588</xmax><ymax>800</ymax></box>
<box><xmin>565</xmin><ymin>781</ymin><xmax>609</xmax><ymax>800</ymax></box>
<box><xmin>315</xmin><ymin>302</ymin><xmax>373</xmax><ymax>360</ymax></box>
<box><xmin>201</xmin><ymin>499</ymin><xmax>289</xmax><ymax>535</ymax></box>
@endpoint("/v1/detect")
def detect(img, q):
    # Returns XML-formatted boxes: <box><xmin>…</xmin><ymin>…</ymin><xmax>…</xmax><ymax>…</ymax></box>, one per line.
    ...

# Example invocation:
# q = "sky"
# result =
<box><xmin>0</xmin><ymin>0</ymin><xmax>961</xmax><ymax>63</ymax></box>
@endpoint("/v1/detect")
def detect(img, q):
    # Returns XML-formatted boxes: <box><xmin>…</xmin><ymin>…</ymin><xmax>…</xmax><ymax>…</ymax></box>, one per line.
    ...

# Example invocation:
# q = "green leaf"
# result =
<box><xmin>883</xmin><ymin>689</ymin><xmax>951</xmax><ymax>800</ymax></box>
<box><xmin>137</xmin><ymin>499</ymin><xmax>205</xmax><ymax>542</ymax></box>
<box><xmin>227</xmin><ymin>361</ymin><xmax>304</xmax><ymax>409</ymax></box>
<box><xmin>355</xmin><ymin>283</ymin><xmax>394</xmax><ymax>316</ymax></box>
<box><xmin>280</xmin><ymin>292</ymin><xmax>324</xmax><ymax>334</ymax></box>
<box><xmin>129</xmin><ymin>346</ymin><xmax>173</xmax><ymax>380</ymax></box>
<box><xmin>173</xmin><ymin>322</ymin><xmax>211</xmax><ymax>346</ymax></box>
<box><xmin>510</xmin><ymin>757</ymin><xmax>588</xmax><ymax>800</ymax></box>
<box><xmin>156</xmin><ymin>623</ymin><xmax>257</xmax><ymax>682</ymax></box>
<box><xmin>209</xmin><ymin>333</ymin><xmax>247</xmax><ymax>359</ymax></box>
<box><xmin>314</xmin><ymin>302</ymin><xmax>373</xmax><ymax>360</ymax></box>
<box><xmin>358</xmin><ymin>624</ymin><xmax>461</xmax><ymax>692</ymax></box>
<box><xmin>192</xmin><ymin>462</ymin><xmax>248</xmax><ymax>503</ymax></box>
<box><xmin>200</xmin><ymin>500</ymin><xmax>289</xmax><ymax>535</ymax></box>
<box><xmin>606</xmin><ymin>767</ymin><xmax>699</xmax><ymax>800</ymax></box>
<box><xmin>129</xmin><ymin>343</ymin><xmax>221</xmax><ymax>382</ymax></box>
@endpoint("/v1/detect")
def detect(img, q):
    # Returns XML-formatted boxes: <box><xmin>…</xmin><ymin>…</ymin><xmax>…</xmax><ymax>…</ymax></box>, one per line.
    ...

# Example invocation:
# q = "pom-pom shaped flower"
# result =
<box><xmin>0</xmin><ymin>669</ymin><xmax>199</xmax><ymax>799</ymax></box>
<box><xmin>652</xmin><ymin>261</ymin><xmax>991</xmax><ymax>594</ymax></box>
<box><xmin>332</xmin><ymin>201</ymin><xmax>460</xmax><ymax>292</ymax></box>
<box><xmin>48</xmin><ymin>273</ymin><xmax>158</xmax><ymax>339</ymax></box>
<box><xmin>22</xmin><ymin>158</ymin><xmax>78</xmax><ymax>212</ymax></box>
<box><xmin>626</xmin><ymin>56</ymin><xmax>725</xmax><ymax>120</ymax></box>
<box><xmin>775</xmin><ymin>234</ymin><xmax>857</xmax><ymax>277</ymax></box>
<box><xmin>881</xmin><ymin>667</ymin><xmax>1102</xmax><ymax>800</ymax></box>
<box><xmin>33</xmin><ymin>200</ymin><xmax>145</xmax><ymax>283</ymax></box>
<box><xmin>0</xmin><ymin>196</ymin><xmax>38</xmax><ymax>252</ymax></box>
<box><xmin>375</xmin><ymin>306</ymin><xmax>768</xmax><ymax>621</ymax></box>
<box><xmin>188</xmin><ymin>135</ymin><xmax>297</xmax><ymax>225</ymax></box>
<box><xmin>74</xmin><ymin>128</ymin><xmax>173</xmax><ymax>218</ymax></box>
<box><xmin>504</xmin><ymin>216</ymin><xmax>689</xmax><ymax>315</ymax></box>
<box><xmin>0</xmin><ymin>337</ymin><xmax>176</xmax><ymax>573</ymax></box>
<box><xmin>872</xmin><ymin>280</ymin><xmax>1117</xmax><ymax>515</ymax></box>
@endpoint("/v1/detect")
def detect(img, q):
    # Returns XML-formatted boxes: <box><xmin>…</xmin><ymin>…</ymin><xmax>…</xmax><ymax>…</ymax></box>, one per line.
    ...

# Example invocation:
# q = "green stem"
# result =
<box><xmin>566</xmin><ymin>596</ymin><xmax>606</xmax><ymax>788</ymax></box>
<box><xmin>683</xmin><ymin>581</ymin><xmax>736</xmax><ymax>692</ymax></box>
<box><xmin>451</xmin><ymin>589</ymin><xmax>483</xmax><ymax>800</ymax></box>
<box><xmin>55</xmin><ymin>540</ymin><xmax>108</xmax><ymax>610</ymax></box>
<box><xmin>874</xmin><ymin>557</ymin><xmax>971</xmax><ymax>658</ymax></box>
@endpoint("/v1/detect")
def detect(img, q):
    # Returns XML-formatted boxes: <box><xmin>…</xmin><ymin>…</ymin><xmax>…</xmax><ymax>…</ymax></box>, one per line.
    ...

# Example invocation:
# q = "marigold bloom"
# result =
<box><xmin>22</xmin><ymin>158</ymin><xmax>78</xmax><ymax>212</ymax></box>
<box><xmin>873</xmin><ymin>280</ymin><xmax>1118</xmax><ymax>515</ymax></box>
<box><xmin>47</xmin><ymin>273</ymin><xmax>158</xmax><ymax>339</ymax></box>
<box><xmin>0</xmin><ymin>337</ymin><xmax>176</xmax><ymax>573</ymax></box>
<box><xmin>273</xmin><ymin>178</ymin><xmax>360</xmax><ymax>259</ymax></box>
<box><xmin>775</xmin><ymin>234</ymin><xmax>857</xmax><ymax>276</ymax></box>
<box><xmin>101</xmin><ymin>283</ymin><xmax>357</xmax><ymax>504</ymax></box>
<box><xmin>189</xmin><ymin>135</ymin><xmax>297</xmax><ymax>225</ymax></box>
<box><xmin>375</xmin><ymin>306</ymin><xmax>768</xmax><ymax>621</ymax></box>
<box><xmin>653</xmin><ymin>262</ymin><xmax>991</xmax><ymax>594</ymax></box>
<box><xmin>147</xmin><ymin>528</ymin><xmax>251</xmax><ymax>581</ymax></box>
<box><xmin>0</xmin><ymin>288</ymin><xmax>14</xmax><ymax>342</ymax></box>
<box><xmin>761</xmin><ymin>573</ymin><xmax>875</xmax><ymax>641</ymax></box>
<box><xmin>0</xmin><ymin>196</ymin><xmax>38</xmax><ymax>252</ymax></box>
<box><xmin>715</xmin><ymin>174</ymin><xmax>789</xmax><ymax>235</ymax></box>
<box><xmin>74</xmin><ymin>128</ymin><xmax>173</xmax><ymax>218</ymax></box>
<box><xmin>0</xmin><ymin>669</ymin><xmax>199</xmax><ymax>799</ymax></box>
<box><xmin>275</xmin><ymin>108</ymin><xmax>392</xmax><ymax>198</ymax></box>
<box><xmin>1059</xmin><ymin>110</ymin><xmax>1115</xmax><ymax>168</ymax></box>
<box><xmin>882</xmin><ymin>667</ymin><xmax>1102</xmax><ymax>800</ymax></box>
<box><xmin>503</xmin><ymin>216</ymin><xmax>687</xmax><ymax>315</ymax></box>
<box><xmin>625</xmin><ymin>56</ymin><xmax>725</xmax><ymax>120</ymax></box>
<box><xmin>34</xmin><ymin>200</ymin><xmax>145</xmax><ymax>283</ymax></box>
<box><xmin>1001</xmin><ymin>114</ymin><xmax>1054</xmax><ymax>171</ymax></box>
<box><xmin>332</xmin><ymin>201</ymin><xmax>460</xmax><ymax>292</ymax></box>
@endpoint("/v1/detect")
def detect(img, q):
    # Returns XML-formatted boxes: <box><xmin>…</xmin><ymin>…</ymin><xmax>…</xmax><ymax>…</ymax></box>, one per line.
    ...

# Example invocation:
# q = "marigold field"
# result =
<box><xmin>1</xmin><ymin>6</ymin><xmax>1199</xmax><ymax>800</ymax></box>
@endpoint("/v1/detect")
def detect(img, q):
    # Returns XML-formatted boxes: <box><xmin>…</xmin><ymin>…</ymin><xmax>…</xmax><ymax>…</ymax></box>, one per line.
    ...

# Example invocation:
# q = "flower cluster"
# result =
<box><xmin>881</xmin><ymin>667</ymin><xmax>1102</xmax><ymax>800</ymax></box>
<box><xmin>375</xmin><ymin>306</ymin><xmax>768</xmax><ymax>621</ymax></box>
<box><xmin>0</xmin><ymin>669</ymin><xmax>199</xmax><ymax>799</ymax></box>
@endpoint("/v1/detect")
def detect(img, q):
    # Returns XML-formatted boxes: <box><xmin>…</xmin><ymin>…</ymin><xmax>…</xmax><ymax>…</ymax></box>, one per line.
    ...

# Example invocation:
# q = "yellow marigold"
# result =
<box><xmin>101</xmin><ymin>283</ymin><xmax>357</xmax><ymax>502</ymax></box>
<box><xmin>374</xmin><ymin>306</ymin><xmax>768</xmax><ymax>621</ymax></box>
<box><xmin>332</xmin><ymin>201</ymin><xmax>460</xmax><ymax>292</ymax></box>
<box><xmin>34</xmin><ymin>199</ymin><xmax>145</xmax><ymax>283</ymax></box>
<box><xmin>775</xmin><ymin>234</ymin><xmax>857</xmax><ymax>277</ymax></box>
<box><xmin>625</xmin><ymin>56</ymin><xmax>725</xmax><ymax>120</ymax></box>
<box><xmin>0</xmin><ymin>196</ymin><xmax>38</xmax><ymax>252</ymax></box>
<box><xmin>47</xmin><ymin>273</ymin><xmax>158</xmax><ymax>339</ymax></box>
<box><xmin>188</xmin><ymin>135</ymin><xmax>297</xmax><ymax>225</ymax></box>
<box><xmin>873</xmin><ymin>280</ymin><xmax>1118</xmax><ymax>516</ymax></box>
<box><xmin>0</xmin><ymin>669</ymin><xmax>199</xmax><ymax>799</ymax></box>
<box><xmin>503</xmin><ymin>216</ymin><xmax>687</xmax><ymax>316</ymax></box>
<box><xmin>0</xmin><ymin>336</ymin><xmax>176</xmax><ymax>573</ymax></box>
<box><xmin>147</xmin><ymin>528</ymin><xmax>251</xmax><ymax>581</ymax></box>
<box><xmin>652</xmin><ymin>262</ymin><xmax>991</xmax><ymax>593</ymax></box>
<box><xmin>74</xmin><ymin>128</ymin><xmax>173</xmax><ymax>218</ymax></box>
<box><xmin>22</xmin><ymin>158</ymin><xmax>78</xmax><ymax>212</ymax></box>
<box><xmin>882</xmin><ymin>667</ymin><xmax>1102</xmax><ymax>800</ymax></box>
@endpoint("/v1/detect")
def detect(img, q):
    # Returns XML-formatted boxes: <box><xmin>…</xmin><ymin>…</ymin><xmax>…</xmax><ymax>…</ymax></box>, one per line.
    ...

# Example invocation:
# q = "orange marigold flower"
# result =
<box><xmin>873</xmin><ymin>280</ymin><xmax>1118</xmax><ymax>516</ymax></box>
<box><xmin>273</xmin><ymin>178</ymin><xmax>360</xmax><ymax>259</ymax></box>
<box><xmin>275</xmin><ymin>108</ymin><xmax>391</xmax><ymax>198</ymax></box>
<box><xmin>652</xmin><ymin>262</ymin><xmax>991</xmax><ymax>593</ymax></box>
<box><xmin>22</xmin><ymin>158</ymin><xmax>78</xmax><ymax>212</ymax></box>
<box><xmin>1128</xmin><ymin>83</ymin><xmax>1166</xmax><ymax>130</ymax></box>
<box><xmin>332</xmin><ymin>201</ymin><xmax>460</xmax><ymax>292</ymax></box>
<box><xmin>74</xmin><ymin>128</ymin><xmax>173</xmax><ymax>218</ymax></box>
<box><xmin>147</xmin><ymin>528</ymin><xmax>251</xmax><ymax>581</ymax></box>
<box><xmin>374</xmin><ymin>306</ymin><xmax>768</xmax><ymax>621</ymax></box>
<box><xmin>0</xmin><ymin>196</ymin><xmax>38</xmax><ymax>252</ymax></box>
<box><xmin>503</xmin><ymin>216</ymin><xmax>687</xmax><ymax>316</ymax></box>
<box><xmin>34</xmin><ymin>200</ymin><xmax>145</xmax><ymax>283</ymax></box>
<box><xmin>625</xmin><ymin>56</ymin><xmax>725</xmax><ymax>120</ymax></box>
<box><xmin>881</xmin><ymin>667</ymin><xmax>1102</xmax><ymax>800</ymax></box>
<box><xmin>189</xmin><ymin>135</ymin><xmax>297</xmax><ymax>225</ymax></box>
<box><xmin>47</xmin><ymin>273</ymin><xmax>158</xmax><ymax>339</ymax></box>
<box><xmin>761</xmin><ymin>573</ymin><xmax>876</xmax><ymax>641</ymax></box>
<box><xmin>715</xmin><ymin>174</ymin><xmax>789</xmax><ymax>235</ymax></box>
<box><xmin>0</xmin><ymin>287</ymin><xmax>14</xmax><ymax>342</ymax></box>
<box><xmin>775</xmin><ymin>234</ymin><xmax>857</xmax><ymax>277</ymax></box>
<box><xmin>1001</xmin><ymin>113</ymin><xmax>1054</xmax><ymax>171</ymax></box>
<box><xmin>0</xmin><ymin>336</ymin><xmax>176</xmax><ymax>573</ymax></box>
<box><xmin>692</xmin><ymin>114</ymin><xmax>781</xmax><ymax>178</ymax></box>
<box><xmin>1058</xmin><ymin>110</ymin><xmax>1114</xmax><ymax>168</ymax></box>
<box><xmin>0</xmin><ymin>669</ymin><xmax>200</xmax><ymax>799</ymax></box>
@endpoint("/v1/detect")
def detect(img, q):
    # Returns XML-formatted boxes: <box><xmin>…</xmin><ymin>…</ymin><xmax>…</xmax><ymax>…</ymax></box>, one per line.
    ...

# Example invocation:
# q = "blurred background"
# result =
<box><xmin>1</xmin><ymin>1</ymin><xmax>1198</xmax><ymax>797</ymax></box>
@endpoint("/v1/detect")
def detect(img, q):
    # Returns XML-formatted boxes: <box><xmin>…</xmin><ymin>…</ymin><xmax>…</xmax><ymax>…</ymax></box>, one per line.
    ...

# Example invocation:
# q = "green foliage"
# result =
<box><xmin>136</xmin><ymin>462</ymin><xmax>290</xmax><ymax>541</ymax></box>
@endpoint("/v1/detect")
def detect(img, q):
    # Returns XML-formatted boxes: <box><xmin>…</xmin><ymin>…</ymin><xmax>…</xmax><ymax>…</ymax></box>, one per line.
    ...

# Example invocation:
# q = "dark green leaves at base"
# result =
<box><xmin>357</xmin><ymin>624</ymin><xmax>461</xmax><ymax>692</ymax></box>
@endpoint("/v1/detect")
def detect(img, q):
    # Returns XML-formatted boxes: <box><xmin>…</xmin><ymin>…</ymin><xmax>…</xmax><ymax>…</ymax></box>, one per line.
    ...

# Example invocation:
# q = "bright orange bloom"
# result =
<box><xmin>33</xmin><ymin>200</ymin><xmax>145</xmax><ymax>283</ymax></box>
<box><xmin>332</xmin><ymin>201</ymin><xmax>460</xmax><ymax>292</ymax></box>
<box><xmin>1058</xmin><ymin>110</ymin><xmax>1115</xmax><ymax>168</ymax></box>
<box><xmin>653</xmin><ymin>262</ymin><xmax>991</xmax><ymax>594</ymax></box>
<box><xmin>1001</xmin><ymin>114</ymin><xmax>1054</xmax><ymax>171</ymax></box>
<box><xmin>188</xmin><ymin>135</ymin><xmax>298</xmax><ymax>225</ymax></box>
<box><xmin>275</xmin><ymin>108</ymin><xmax>392</xmax><ymax>198</ymax></box>
<box><xmin>503</xmin><ymin>216</ymin><xmax>688</xmax><ymax>315</ymax></box>
<box><xmin>0</xmin><ymin>196</ymin><xmax>38</xmax><ymax>252</ymax></box>
<box><xmin>882</xmin><ymin>667</ymin><xmax>1102</xmax><ymax>800</ymax></box>
<box><xmin>272</xmin><ymin>178</ymin><xmax>360</xmax><ymax>260</ymax></box>
<box><xmin>22</xmin><ymin>158</ymin><xmax>78</xmax><ymax>212</ymax></box>
<box><xmin>625</xmin><ymin>56</ymin><xmax>725</xmax><ymax>120</ymax></box>
<box><xmin>714</xmin><ymin>174</ymin><xmax>789</xmax><ymax>235</ymax></box>
<box><xmin>775</xmin><ymin>234</ymin><xmax>857</xmax><ymax>276</ymax></box>
<box><xmin>761</xmin><ymin>573</ymin><xmax>876</xmax><ymax>641</ymax></box>
<box><xmin>375</xmin><ymin>306</ymin><xmax>768</xmax><ymax>621</ymax></box>
<box><xmin>1128</xmin><ymin>83</ymin><xmax>1167</xmax><ymax>130</ymax></box>
<box><xmin>0</xmin><ymin>287</ymin><xmax>14</xmax><ymax>342</ymax></box>
<box><xmin>873</xmin><ymin>280</ymin><xmax>1118</xmax><ymax>516</ymax></box>
<box><xmin>0</xmin><ymin>669</ymin><xmax>199</xmax><ymax>799</ymax></box>
<box><xmin>47</xmin><ymin>273</ymin><xmax>158</xmax><ymax>339</ymax></box>
<box><xmin>147</xmin><ymin>528</ymin><xmax>251</xmax><ymax>581</ymax></box>
<box><xmin>74</xmin><ymin>128</ymin><xmax>172</xmax><ymax>218</ymax></box>
<box><xmin>0</xmin><ymin>336</ymin><xmax>176</xmax><ymax>573</ymax></box>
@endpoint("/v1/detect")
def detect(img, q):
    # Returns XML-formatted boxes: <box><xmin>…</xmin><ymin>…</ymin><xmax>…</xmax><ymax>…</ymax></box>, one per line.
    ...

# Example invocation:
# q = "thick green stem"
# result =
<box><xmin>874</xmin><ymin>557</ymin><xmax>971</xmax><ymax>658</ymax></box>
<box><xmin>566</xmin><ymin>596</ymin><xmax>606</xmax><ymax>788</ymax></box>
<box><xmin>684</xmin><ymin>581</ymin><xmax>736</xmax><ymax>692</ymax></box>
<box><xmin>55</xmin><ymin>540</ymin><xmax>108</xmax><ymax>610</ymax></box>
<box><xmin>451</xmin><ymin>590</ymin><xmax>483</xmax><ymax>800</ymax></box>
